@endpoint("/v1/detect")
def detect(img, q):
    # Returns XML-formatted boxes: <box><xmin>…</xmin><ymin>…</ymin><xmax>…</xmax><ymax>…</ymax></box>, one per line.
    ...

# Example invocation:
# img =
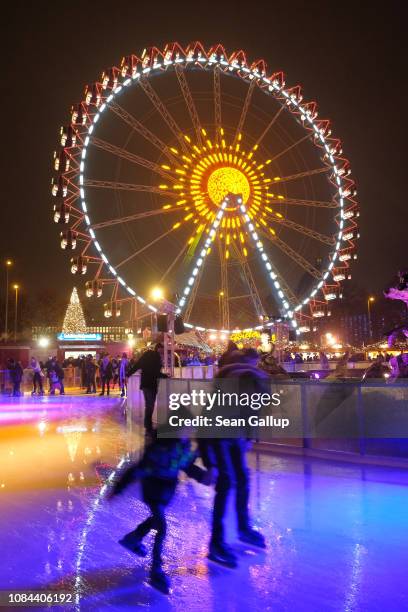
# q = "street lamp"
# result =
<box><xmin>151</xmin><ymin>287</ymin><xmax>164</xmax><ymax>301</ymax></box>
<box><xmin>218</xmin><ymin>290</ymin><xmax>224</xmax><ymax>327</ymax></box>
<box><xmin>4</xmin><ymin>260</ymin><xmax>12</xmax><ymax>341</ymax></box>
<box><xmin>150</xmin><ymin>287</ymin><xmax>164</xmax><ymax>335</ymax></box>
<box><xmin>150</xmin><ymin>286</ymin><xmax>176</xmax><ymax>376</ymax></box>
<box><xmin>13</xmin><ymin>285</ymin><xmax>19</xmax><ymax>342</ymax></box>
<box><xmin>38</xmin><ymin>337</ymin><xmax>50</xmax><ymax>348</ymax></box>
<box><xmin>367</xmin><ymin>296</ymin><xmax>375</xmax><ymax>341</ymax></box>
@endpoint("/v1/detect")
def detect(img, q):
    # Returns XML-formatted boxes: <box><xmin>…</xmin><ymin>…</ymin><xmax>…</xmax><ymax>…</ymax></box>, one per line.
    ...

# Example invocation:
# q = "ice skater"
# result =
<box><xmin>109</xmin><ymin>435</ymin><xmax>214</xmax><ymax>594</ymax></box>
<box><xmin>199</xmin><ymin>351</ymin><xmax>268</xmax><ymax>567</ymax></box>
<box><xmin>30</xmin><ymin>357</ymin><xmax>44</xmax><ymax>395</ymax></box>
<box><xmin>119</xmin><ymin>352</ymin><xmax>129</xmax><ymax>398</ymax></box>
<box><xmin>127</xmin><ymin>343</ymin><xmax>168</xmax><ymax>434</ymax></box>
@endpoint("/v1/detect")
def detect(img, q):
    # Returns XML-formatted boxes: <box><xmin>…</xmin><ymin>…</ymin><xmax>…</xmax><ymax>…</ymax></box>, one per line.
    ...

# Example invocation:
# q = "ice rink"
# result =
<box><xmin>1</xmin><ymin>394</ymin><xmax>408</xmax><ymax>611</ymax></box>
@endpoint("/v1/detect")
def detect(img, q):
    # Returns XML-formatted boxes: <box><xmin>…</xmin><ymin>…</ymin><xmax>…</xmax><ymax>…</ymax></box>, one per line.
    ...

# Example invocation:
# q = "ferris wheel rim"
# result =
<box><xmin>56</xmin><ymin>42</ymin><xmax>358</xmax><ymax>334</ymax></box>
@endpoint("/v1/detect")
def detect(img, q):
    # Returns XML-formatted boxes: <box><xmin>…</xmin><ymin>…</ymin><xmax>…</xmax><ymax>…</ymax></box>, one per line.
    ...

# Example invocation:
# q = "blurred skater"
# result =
<box><xmin>199</xmin><ymin>353</ymin><xmax>267</xmax><ymax>568</ymax></box>
<box><xmin>217</xmin><ymin>340</ymin><xmax>238</xmax><ymax>369</ymax></box>
<box><xmin>109</xmin><ymin>436</ymin><xmax>214</xmax><ymax>593</ymax></box>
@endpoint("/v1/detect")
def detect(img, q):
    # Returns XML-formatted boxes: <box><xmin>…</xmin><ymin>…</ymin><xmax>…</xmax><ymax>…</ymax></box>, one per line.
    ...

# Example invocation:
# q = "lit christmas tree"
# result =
<box><xmin>62</xmin><ymin>287</ymin><xmax>87</xmax><ymax>334</ymax></box>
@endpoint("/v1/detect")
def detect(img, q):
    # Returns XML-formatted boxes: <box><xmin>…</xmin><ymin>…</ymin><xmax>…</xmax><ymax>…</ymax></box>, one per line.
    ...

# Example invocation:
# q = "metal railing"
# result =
<box><xmin>128</xmin><ymin>375</ymin><xmax>408</xmax><ymax>465</ymax></box>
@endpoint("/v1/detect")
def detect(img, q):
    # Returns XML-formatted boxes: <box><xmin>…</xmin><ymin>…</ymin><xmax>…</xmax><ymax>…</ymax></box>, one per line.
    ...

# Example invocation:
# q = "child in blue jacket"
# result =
<box><xmin>110</xmin><ymin>436</ymin><xmax>213</xmax><ymax>594</ymax></box>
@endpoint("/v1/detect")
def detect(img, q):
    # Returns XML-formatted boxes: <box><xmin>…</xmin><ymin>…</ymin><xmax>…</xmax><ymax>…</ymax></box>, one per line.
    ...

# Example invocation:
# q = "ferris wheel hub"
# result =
<box><xmin>207</xmin><ymin>166</ymin><xmax>250</xmax><ymax>206</ymax></box>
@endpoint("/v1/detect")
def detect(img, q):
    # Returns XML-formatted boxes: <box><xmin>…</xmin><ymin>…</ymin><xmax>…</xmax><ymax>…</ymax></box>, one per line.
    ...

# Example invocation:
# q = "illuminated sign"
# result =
<box><xmin>57</xmin><ymin>333</ymin><xmax>102</xmax><ymax>341</ymax></box>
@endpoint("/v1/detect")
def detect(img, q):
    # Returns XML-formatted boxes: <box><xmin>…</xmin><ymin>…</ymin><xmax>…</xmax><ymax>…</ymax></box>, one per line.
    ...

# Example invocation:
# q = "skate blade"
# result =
<box><xmin>207</xmin><ymin>553</ymin><xmax>238</xmax><ymax>569</ymax></box>
<box><xmin>118</xmin><ymin>538</ymin><xmax>147</xmax><ymax>557</ymax></box>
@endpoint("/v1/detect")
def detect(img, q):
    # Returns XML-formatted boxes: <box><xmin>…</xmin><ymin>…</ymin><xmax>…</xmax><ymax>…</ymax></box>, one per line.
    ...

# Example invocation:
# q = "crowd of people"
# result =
<box><xmin>2</xmin><ymin>356</ymin><xmax>67</xmax><ymax>397</ymax></box>
<box><xmin>2</xmin><ymin>344</ymin><xmax>408</xmax><ymax>398</ymax></box>
<box><xmin>1</xmin><ymin>352</ymin><xmax>135</xmax><ymax>397</ymax></box>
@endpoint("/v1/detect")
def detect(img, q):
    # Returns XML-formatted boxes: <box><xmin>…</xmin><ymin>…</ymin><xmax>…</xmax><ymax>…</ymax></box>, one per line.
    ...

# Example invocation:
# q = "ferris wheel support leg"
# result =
<box><xmin>230</xmin><ymin>240</ymin><xmax>265</xmax><ymax>321</ymax></box>
<box><xmin>177</xmin><ymin>199</ymin><xmax>228</xmax><ymax>318</ymax></box>
<box><xmin>238</xmin><ymin>199</ymin><xmax>297</xmax><ymax>331</ymax></box>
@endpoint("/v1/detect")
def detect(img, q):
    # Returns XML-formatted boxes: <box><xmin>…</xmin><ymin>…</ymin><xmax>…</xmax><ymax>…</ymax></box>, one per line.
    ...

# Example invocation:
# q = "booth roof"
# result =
<box><xmin>175</xmin><ymin>332</ymin><xmax>212</xmax><ymax>353</ymax></box>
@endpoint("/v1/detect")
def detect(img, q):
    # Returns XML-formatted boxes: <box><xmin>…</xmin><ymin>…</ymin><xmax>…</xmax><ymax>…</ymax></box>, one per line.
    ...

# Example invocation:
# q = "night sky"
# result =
<box><xmin>2</xmin><ymin>0</ymin><xmax>406</xmax><ymax>307</ymax></box>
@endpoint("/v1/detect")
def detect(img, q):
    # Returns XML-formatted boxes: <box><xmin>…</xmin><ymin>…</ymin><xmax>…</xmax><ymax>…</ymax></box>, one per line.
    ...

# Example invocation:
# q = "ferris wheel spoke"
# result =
<box><xmin>158</xmin><ymin>237</ymin><xmax>192</xmax><ymax>284</ymax></box>
<box><xmin>139</xmin><ymin>77</ymin><xmax>188</xmax><ymax>153</ymax></box>
<box><xmin>234</xmin><ymin>78</ymin><xmax>256</xmax><ymax>145</ymax></box>
<box><xmin>262</xmin><ymin>212</ymin><xmax>335</xmax><ymax>246</ymax></box>
<box><xmin>109</xmin><ymin>101</ymin><xmax>177</xmax><ymax>162</ymax></box>
<box><xmin>115</xmin><ymin>226</ymin><xmax>177</xmax><ymax>269</ymax></box>
<box><xmin>91</xmin><ymin>206</ymin><xmax>180</xmax><ymax>230</ymax></box>
<box><xmin>91</xmin><ymin>137</ymin><xmax>175</xmax><ymax>181</ymax></box>
<box><xmin>217</xmin><ymin>238</ymin><xmax>230</xmax><ymax>329</ymax></box>
<box><xmin>268</xmin><ymin>196</ymin><xmax>337</xmax><ymax>209</ymax></box>
<box><xmin>268</xmin><ymin>132</ymin><xmax>313</xmax><ymax>164</ymax></box>
<box><xmin>257</xmin><ymin>227</ymin><xmax>322</xmax><ymax>279</ymax></box>
<box><xmin>175</xmin><ymin>65</ymin><xmax>203</xmax><ymax>146</ymax></box>
<box><xmin>84</xmin><ymin>179</ymin><xmax>178</xmax><ymax>198</ymax></box>
<box><xmin>270</xmin><ymin>166</ymin><xmax>330</xmax><ymax>185</ymax></box>
<box><xmin>177</xmin><ymin>200</ymin><xmax>228</xmax><ymax>315</ymax></box>
<box><xmin>255</xmin><ymin>104</ymin><xmax>285</xmax><ymax>147</ymax></box>
<box><xmin>214</xmin><ymin>67</ymin><xmax>222</xmax><ymax>142</ymax></box>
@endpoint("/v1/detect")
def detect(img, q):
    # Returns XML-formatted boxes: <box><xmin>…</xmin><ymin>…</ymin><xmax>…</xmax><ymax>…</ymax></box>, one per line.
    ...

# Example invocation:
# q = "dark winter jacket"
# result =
<box><xmin>10</xmin><ymin>363</ymin><xmax>23</xmax><ymax>383</ymax></box>
<box><xmin>127</xmin><ymin>350</ymin><xmax>168</xmax><ymax>390</ymax></box>
<box><xmin>54</xmin><ymin>363</ymin><xmax>64</xmax><ymax>381</ymax></box>
<box><xmin>85</xmin><ymin>360</ymin><xmax>96</xmax><ymax>378</ymax></box>
<box><xmin>99</xmin><ymin>357</ymin><xmax>113</xmax><ymax>380</ymax></box>
<box><xmin>199</xmin><ymin>361</ymin><xmax>271</xmax><ymax>467</ymax></box>
<box><xmin>111</xmin><ymin>438</ymin><xmax>206</xmax><ymax>504</ymax></box>
<box><xmin>217</xmin><ymin>341</ymin><xmax>239</xmax><ymax>368</ymax></box>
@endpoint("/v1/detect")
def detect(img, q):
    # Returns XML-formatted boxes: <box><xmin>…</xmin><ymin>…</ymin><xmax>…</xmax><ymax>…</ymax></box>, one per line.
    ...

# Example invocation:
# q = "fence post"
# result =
<box><xmin>357</xmin><ymin>383</ymin><xmax>366</xmax><ymax>456</ymax></box>
<box><xmin>300</xmin><ymin>381</ymin><xmax>310</xmax><ymax>450</ymax></box>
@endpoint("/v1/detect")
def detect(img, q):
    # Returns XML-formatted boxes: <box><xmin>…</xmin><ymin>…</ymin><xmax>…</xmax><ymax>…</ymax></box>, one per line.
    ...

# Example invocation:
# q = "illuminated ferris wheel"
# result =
<box><xmin>52</xmin><ymin>42</ymin><xmax>359</xmax><ymax>334</ymax></box>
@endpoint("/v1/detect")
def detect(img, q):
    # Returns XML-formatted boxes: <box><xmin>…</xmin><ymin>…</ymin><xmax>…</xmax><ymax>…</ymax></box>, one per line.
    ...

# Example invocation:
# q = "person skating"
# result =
<box><xmin>99</xmin><ymin>354</ymin><xmax>113</xmax><ymax>396</ymax></box>
<box><xmin>48</xmin><ymin>358</ymin><xmax>65</xmax><ymax>395</ymax></box>
<box><xmin>30</xmin><ymin>357</ymin><xmax>44</xmax><ymax>395</ymax></box>
<box><xmin>85</xmin><ymin>355</ymin><xmax>97</xmax><ymax>394</ymax></box>
<box><xmin>109</xmin><ymin>435</ymin><xmax>214</xmax><ymax>594</ymax></box>
<box><xmin>54</xmin><ymin>359</ymin><xmax>65</xmax><ymax>394</ymax></box>
<box><xmin>111</xmin><ymin>356</ymin><xmax>120</xmax><ymax>390</ymax></box>
<box><xmin>258</xmin><ymin>346</ymin><xmax>290</xmax><ymax>380</ymax></box>
<box><xmin>119</xmin><ymin>352</ymin><xmax>129</xmax><ymax>397</ymax></box>
<box><xmin>199</xmin><ymin>353</ymin><xmax>268</xmax><ymax>568</ymax></box>
<box><xmin>217</xmin><ymin>340</ymin><xmax>239</xmax><ymax>369</ymax></box>
<box><xmin>9</xmin><ymin>359</ymin><xmax>24</xmax><ymax>397</ymax></box>
<box><xmin>127</xmin><ymin>344</ymin><xmax>168</xmax><ymax>433</ymax></box>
